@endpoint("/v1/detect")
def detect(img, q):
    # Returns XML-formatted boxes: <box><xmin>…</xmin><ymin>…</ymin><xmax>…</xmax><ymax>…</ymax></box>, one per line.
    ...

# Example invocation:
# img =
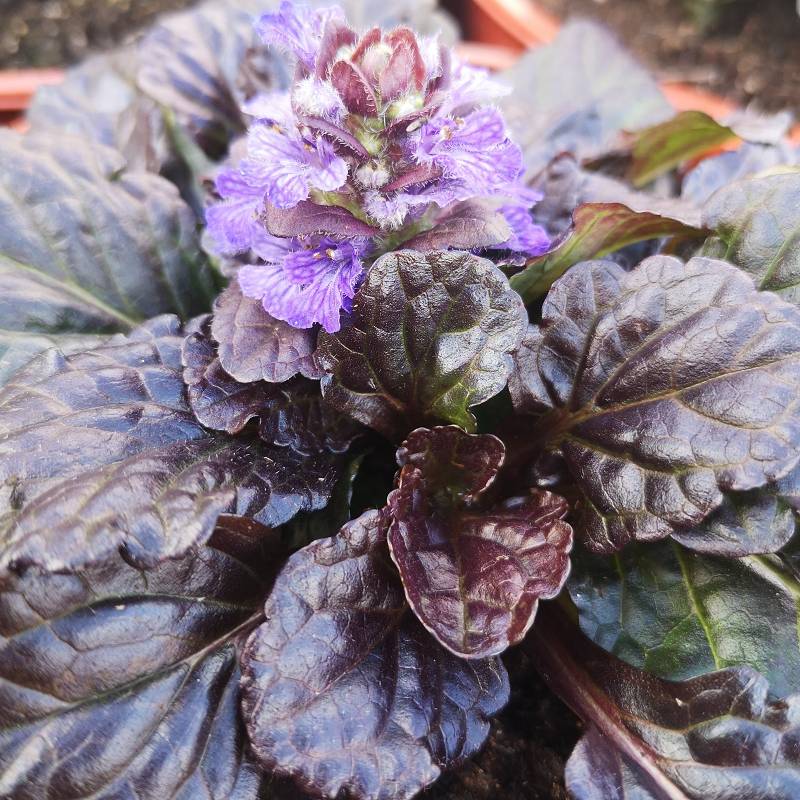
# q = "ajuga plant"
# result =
<box><xmin>2</xmin><ymin>1</ymin><xmax>800</xmax><ymax>799</ymax></box>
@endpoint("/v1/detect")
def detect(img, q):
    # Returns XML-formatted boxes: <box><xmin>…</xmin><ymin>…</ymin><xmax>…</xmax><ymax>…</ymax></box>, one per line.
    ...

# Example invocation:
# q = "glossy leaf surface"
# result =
<box><xmin>0</xmin><ymin>131</ymin><xmax>215</xmax><ymax>331</ymax></box>
<box><xmin>318</xmin><ymin>250</ymin><xmax>527</xmax><ymax>439</ymax></box>
<box><xmin>527</xmin><ymin>605</ymin><xmax>800</xmax><ymax>800</ymax></box>
<box><xmin>211</xmin><ymin>282</ymin><xmax>319</xmax><ymax>384</ymax></box>
<box><xmin>570</xmin><ymin>539</ymin><xmax>800</xmax><ymax>696</ymax></box>
<box><xmin>703</xmin><ymin>169</ymin><xmax>800</xmax><ymax>306</ymax></box>
<box><xmin>0</xmin><ymin>317</ymin><xmax>341</xmax><ymax>575</ymax></box>
<box><xmin>387</xmin><ymin>426</ymin><xmax>572</xmax><ymax>658</ymax></box>
<box><xmin>0</xmin><ymin>541</ymin><xmax>273</xmax><ymax>800</ymax></box>
<box><xmin>510</xmin><ymin>202</ymin><xmax>702</xmax><ymax>303</ymax></box>
<box><xmin>241</xmin><ymin>510</ymin><xmax>509</xmax><ymax>800</ymax></box>
<box><xmin>511</xmin><ymin>256</ymin><xmax>800</xmax><ymax>553</ymax></box>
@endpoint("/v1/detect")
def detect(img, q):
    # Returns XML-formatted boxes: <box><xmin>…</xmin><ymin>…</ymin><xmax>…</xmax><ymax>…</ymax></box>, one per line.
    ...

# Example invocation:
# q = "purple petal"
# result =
<box><xmin>256</xmin><ymin>1</ymin><xmax>344</xmax><ymax>72</ymax></box>
<box><xmin>311</xmin><ymin>137</ymin><xmax>349</xmax><ymax>192</ymax></box>
<box><xmin>437</xmin><ymin>60</ymin><xmax>510</xmax><ymax>116</ymax></box>
<box><xmin>205</xmin><ymin>168</ymin><xmax>263</xmax><ymax>254</ymax></box>
<box><xmin>241</xmin><ymin>91</ymin><xmax>295</xmax><ymax>126</ymax></box>
<box><xmin>496</xmin><ymin>203</ymin><xmax>551</xmax><ymax>258</ymax></box>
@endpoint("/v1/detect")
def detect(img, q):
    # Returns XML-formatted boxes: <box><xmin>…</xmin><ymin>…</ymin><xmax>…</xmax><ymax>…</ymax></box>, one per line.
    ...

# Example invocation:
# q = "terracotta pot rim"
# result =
<box><xmin>0</xmin><ymin>1</ymin><xmax>796</xmax><ymax>143</ymax></box>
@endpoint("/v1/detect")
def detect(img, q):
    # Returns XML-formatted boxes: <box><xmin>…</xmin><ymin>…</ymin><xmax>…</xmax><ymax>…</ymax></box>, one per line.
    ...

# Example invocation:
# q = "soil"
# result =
<box><xmin>0</xmin><ymin>0</ymin><xmax>198</xmax><ymax>68</ymax></box>
<box><xmin>536</xmin><ymin>0</ymin><xmax>800</xmax><ymax>117</ymax></box>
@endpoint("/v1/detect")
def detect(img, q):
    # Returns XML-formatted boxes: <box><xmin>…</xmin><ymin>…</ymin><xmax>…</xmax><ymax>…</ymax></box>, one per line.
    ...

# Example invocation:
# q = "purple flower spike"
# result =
<box><xmin>256</xmin><ymin>2</ymin><xmax>344</xmax><ymax>72</ymax></box>
<box><xmin>207</xmin><ymin>2</ymin><xmax>549</xmax><ymax>333</ymax></box>
<box><xmin>239</xmin><ymin>238</ymin><xmax>367</xmax><ymax>333</ymax></box>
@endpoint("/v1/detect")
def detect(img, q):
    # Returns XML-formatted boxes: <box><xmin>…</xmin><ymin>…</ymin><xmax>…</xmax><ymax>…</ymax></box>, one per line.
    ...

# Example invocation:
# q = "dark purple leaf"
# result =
<box><xmin>318</xmin><ymin>250</ymin><xmax>527</xmax><ymax>439</ymax></box>
<box><xmin>509</xmin><ymin>202</ymin><xmax>703</xmax><ymax>303</ymax></box>
<box><xmin>330</xmin><ymin>60</ymin><xmax>378</xmax><ymax>115</ymax></box>
<box><xmin>396</xmin><ymin>425</ymin><xmax>506</xmax><ymax>500</ymax></box>
<box><xmin>263</xmin><ymin>201</ymin><xmax>380</xmax><ymax>238</ymax></box>
<box><xmin>402</xmin><ymin>201</ymin><xmax>512</xmax><ymax>252</ymax></box>
<box><xmin>0</xmin><ymin>131</ymin><xmax>216</xmax><ymax>330</ymax></box>
<box><xmin>511</xmin><ymin>256</ymin><xmax>800</xmax><ymax>554</ymax></box>
<box><xmin>702</xmin><ymin>170</ymin><xmax>800</xmax><ymax>306</ymax></box>
<box><xmin>257</xmin><ymin>381</ymin><xmax>362</xmax><ymax>457</ymax></box>
<box><xmin>387</xmin><ymin>426</ymin><xmax>572</xmax><ymax>658</ymax></box>
<box><xmin>0</xmin><ymin>317</ymin><xmax>342</xmax><ymax>575</ymax></box>
<box><xmin>210</xmin><ymin>282</ymin><xmax>319</xmax><ymax>383</ymax></box>
<box><xmin>500</xmin><ymin>20</ymin><xmax>671</xmax><ymax>175</ymax></box>
<box><xmin>527</xmin><ymin>604</ymin><xmax>800</xmax><ymax>800</ymax></box>
<box><xmin>27</xmin><ymin>51</ymin><xmax>168</xmax><ymax>174</ymax></box>
<box><xmin>0</xmin><ymin>540</ymin><xmax>276</xmax><ymax>799</ymax></box>
<box><xmin>240</xmin><ymin>509</ymin><xmax>509</xmax><ymax>800</ymax></box>
<box><xmin>182</xmin><ymin>317</ymin><xmax>275</xmax><ymax>434</ymax></box>
<box><xmin>136</xmin><ymin>0</ymin><xmax>279</xmax><ymax>157</ymax></box>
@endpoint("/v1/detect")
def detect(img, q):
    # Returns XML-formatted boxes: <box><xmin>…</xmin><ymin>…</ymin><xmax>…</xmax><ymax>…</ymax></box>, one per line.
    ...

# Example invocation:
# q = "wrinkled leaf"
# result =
<box><xmin>527</xmin><ymin>604</ymin><xmax>800</xmax><ymax>800</ymax></box>
<box><xmin>403</xmin><ymin>200</ymin><xmax>512</xmax><ymax>252</ymax></box>
<box><xmin>0</xmin><ymin>541</ymin><xmax>274</xmax><ymax>799</ymax></box>
<box><xmin>211</xmin><ymin>282</ymin><xmax>319</xmax><ymax>383</ymax></box>
<box><xmin>183</xmin><ymin>317</ymin><xmax>275</xmax><ymax>434</ymax></box>
<box><xmin>241</xmin><ymin>509</ymin><xmax>509</xmax><ymax>800</ymax></box>
<box><xmin>0</xmin><ymin>131</ymin><xmax>215</xmax><ymax>331</ymax></box>
<box><xmin>387</xmin><ymin>426</ymin><xmax>573</xmax><ymax>658</ymax></box>
<box><xmin>702</xmin><ymin>169</ymin><xmax>800</xmax><ymax>306</ymax></box>
<box><xmin>629</xmin><ymin>110</ymin><xmax>737</xmax><ymax>187</ymax></box>
<box><xmin>318</xmin><ymin>250</ymin><xmax>527</xmax><ymax>439</ymax></box>
<box><xmin>0</xmin><ymin>330</ymin><xmax>107</xmax><ymax>390</ymax></box>
<box><xmin>500</xmin><ymin>20</ymin><xmax>671</xmax><ymax>175</ymax></box>
<box><xmin>0</xmin><ymin>317</ymin><xmax>342</xmax><ymax>575</ymax></box>
<box><xmin>510</xmin><ymin>202</ymin><xmax>702</xmax><ymax>303</ymax></box>
<box><xmin>570</xmin><ymin>539</ymin><xmax>800</xmax><ymax>696</ymax></box>
<box><xmin>510</xmin><ymin>256</ymin><xmax>800</xmax><ymax>553</ymax></box>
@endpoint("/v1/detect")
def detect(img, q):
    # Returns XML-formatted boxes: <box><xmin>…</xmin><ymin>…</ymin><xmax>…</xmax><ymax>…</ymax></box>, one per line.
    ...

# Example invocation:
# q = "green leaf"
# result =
<box><xmin>702</xmin><ymin>169</ymin><xmax>800</xmax><ymax>305</ymax></box>
<box><xmin>510</xmin><ymin>202</ymin><xmax>703</xmax><ymax>303</ymax></box>
<box><xmin>569</xmin><ymin>537</ymin><xmax>800</xmax><ymax>696</ymax></box>
<box><xmin>629</xmin><ymin>110</ymin><xmax>738</xmax><ymax>187</ymax></box>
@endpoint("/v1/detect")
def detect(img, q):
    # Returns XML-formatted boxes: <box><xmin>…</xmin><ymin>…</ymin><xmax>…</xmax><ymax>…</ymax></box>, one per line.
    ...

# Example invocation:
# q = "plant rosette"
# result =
<box><xmin>2</xmin><ymin>2</ymin><xmax>800</xmax><ymax>800</ymax></box>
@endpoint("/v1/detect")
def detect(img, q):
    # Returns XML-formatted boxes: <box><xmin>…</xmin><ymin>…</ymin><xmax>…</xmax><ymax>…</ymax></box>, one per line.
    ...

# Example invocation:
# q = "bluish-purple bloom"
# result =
<box><xmin>206</xmin><ymin>2</ymin><xmax>550</xmax><ymax>332</ymax></box>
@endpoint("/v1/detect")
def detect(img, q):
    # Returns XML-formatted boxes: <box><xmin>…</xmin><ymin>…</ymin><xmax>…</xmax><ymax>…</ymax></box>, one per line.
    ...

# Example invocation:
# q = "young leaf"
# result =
<box><xmin>703</xmin><ymin>170</ymin><xmax>800</xmax><ymax>306</ymax></box>
<box><xmin>240</xmin><ymin>509</ymin><xmax>509</xmax><ymax>800</ymax></box>
<box><xmin>527</xmin><ymin>604</ymin><xmax>800</xmax><ymax>800</ymax></box>
<box><xmin>402</xmin><ymin>200</ymin><xmax>512</xmax><ymax>252</ymax></box>
<box><xmin>570</xmin><ymin>538</ymin><xmax>800</xmax><ymax>697</ymax></box>
<box><xmin>510</xmin><ymin>256</ymin><xmax>800</xmax><ymax>554</ymax></box>
<box><xmin>263</xmin><ymin>201</ymin><xmax>380</xmax><ymax>238</ymax></box>
<box><xmin>510</xmin><ymin>202</ymin><xmax>702</xmax><ymax>303</ymax></box>
<box><xmin>318</xmin><ymin>250</ymin><xmax>527</xmax><ymax>439</ymax></box>
<box><xmin>387</xmin><ymin>426</ymin><xmax>573</xmax><ymax>658</ymax></box>
<box><xmin>210</xmin><ymin>282</ymin><xmax>319</xmax><ymax>384</ymax></box>
<box><xmin>629</xmin><ymin>110</ymin><xmax>738</xmax><ymax>187</ymax></box>
<box><xmin>0</xmin><ymin>541</ymin><xmax>274</xmax><ymax>800</ymax></box>
<box><xmin>500</xmin><ymin>20</ymin><xmax>671</xmax><ymax>175</ymax></box>
<box><xmin>0</xmin><ymin>317</ymin><xmax>342</xmax><ymax>574</ymax></box>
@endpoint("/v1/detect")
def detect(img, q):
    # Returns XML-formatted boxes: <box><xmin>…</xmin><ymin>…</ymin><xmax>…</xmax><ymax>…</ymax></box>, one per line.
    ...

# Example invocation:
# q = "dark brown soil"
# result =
<box><xmin>0</xmin><ymin>0</ymin><xmax>197</xmax><ymax>67</ymax></box>
<box><xmin>537</xmin><ymin>0</ymin><xmax>800</xmax><ymax>116</ymax></box>
<box><xmin>427</xmin><ymin>648</ymin><xmax>580</xmax><ymax>800</ymax></box>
